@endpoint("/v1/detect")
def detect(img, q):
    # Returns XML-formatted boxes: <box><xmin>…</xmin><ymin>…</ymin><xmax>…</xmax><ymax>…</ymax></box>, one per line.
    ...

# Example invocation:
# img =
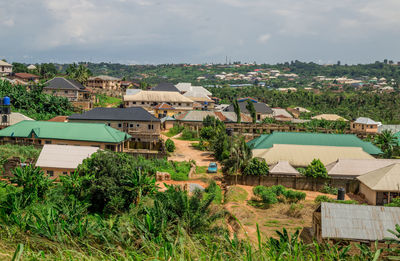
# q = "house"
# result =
<box><xmin>0</xmin><ymin>112</ymin><xmax>34</xmax><ymax>129</ymax></box>
<box><xmin>224</xmin><ymin>98</ymin><xmax>273</xmax><ymax>121</ymax></box>
<box><xmin>153</xmin><ymin>103</ymin><xmax>181</xmax><ymax>118</ymax></box>
<box><xmin>272</xmin><ymin>108</ymin><xmax>293</xmax><ymax>121</ymax></box>
<box><xmin>183</xmin><ymin>89</ymin><xmax>215</xmax><ymax>110</ymax></box>
<box><xmin>27</xmin><ymin>64</ymin><xmax>37</xmax><ymax>71</ymax></box>
<box><xmin>35</xmin><ymin>144</ymin><xmax>99</xmax><ymax>178</ymax></box>
<box><xmin>86</xmin><ymin>75</ymin><xmax>122</xmax><ymax>96</ymax></box>
<box><xmin>248</xmin><ymin>132</ymin><xmax>381</xmax><ymax>167</ymax></box>
<box><xmin>357</xmin><ymin>163</ymin><xmax>400</xmax><ymax>205</ymax></box>
<box><xmin>311</xmin><ymin>114</ymin><xmax>348</xmax><ymax>121</ymax></box>
<box><xmin>175</xmin><ymin>83</ymin><xmax>212</xmax><ymax>96</ymax></box>
<box><xmin>269</xmin><ymin>161</ymin><xmax>300</xmax><ymax>176</ymax></box>
<box><xmin>326</xmin><ymin>159</ymin><xmax>400</xmax><ymax>178</ymax></box>
<box><xmin>68</xmin><ymin>107</ymin><xmax>161</xmax><ymax>149</ymax></box>
<box><xmin>11</xmin><ymin>73</ymin><xmax>39</xmax><ymax>83</ymax></box>
<box><xmin>313</xmin><ymin>202</ymin><xmax>400</xmax><ymax>243</ymax></box>
<box><xmin>0</xmin><ymin>60</ymin><xmax>12</xmax><ymax>76</ymax></box>
<box><xmin>350</xmin><ymin>117</ymin><xmax>381</xmax><ymax>134</ymax></box>
<box><xmin>151</xmin><ymin>82</ymin><xmax>180</xmax><ymax>92</ymax></box>
<box><xmin>160</xmin><ymin>116</ymin><xmax>176</xmax><ymax>131</ymax></box>
<box><xmin>44</xmin><ymin>77</ymin><xmax>94</xmax><ymax>110</ymax></box>
<box><xmin>0</xmin><ymin>120</ymin><xmax>130</xmax><ymax>152</ymax></box>
<box><xmin>123</xmin><ymin>91</ymin><xmax>194</xmax><ymax>111</ymax></box>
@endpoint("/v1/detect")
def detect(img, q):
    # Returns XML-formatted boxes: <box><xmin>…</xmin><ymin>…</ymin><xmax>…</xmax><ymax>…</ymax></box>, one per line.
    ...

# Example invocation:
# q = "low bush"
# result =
<box><xmin>252</xmin><ymin>185</ymin><xmax>306</xmax><ymax>207</ymax></box>
<box><xmin>181</xmin><ymin>128</ymin><xmax>198</xmax><ymax>140</ymax></box>
<box><xmin>320</xmin><ymin>183</ymin><xmax>338</xmax><ymax>195</ymax></box>
<box><xmin>165</xmin><ymin>138</ymin><xmax>175</xmax><ymax>152</ymax></box>
<box><xmin>314</xmin><ymin>195</ymin><xmax>357</xmax><ymax>204</ymax></box>
<box><xmin>165</xmin><ymin>125</ymin><xmax>184</xmax><ymax>137</ymax></box>
<box><xmin>286</xmin><ymin>203</ymin><xmax>304</xmax><ymax>218</ymax></box>
<box><xmin>385</xmin><ymin>198</ymin><xmax>400</xmax><ymax>207</ymax></box>
<box><xmin>204</xmin><ymin>180</ymin><xmax>223</xmax><ymax>204</ymax></box>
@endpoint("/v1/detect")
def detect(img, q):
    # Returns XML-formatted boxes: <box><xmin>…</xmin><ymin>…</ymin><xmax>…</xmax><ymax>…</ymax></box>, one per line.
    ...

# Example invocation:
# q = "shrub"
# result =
<box><xmin>253</xmin><ymin>185</ymin><xmax>306</xmax><ymax>206</ymax></box>
<box><xmin>286</xmin><ymin>203</ymin><xmax>304</xmax><ymax>218</ymax></box>
<box><xmin>385</xmin><ymin>198</ymin><xmax>400</xmax><ymax>207</ymax></box>
<box><xmin>305</xmin><ymin>159</ymin><xmax>328</xmax><ymax>178</ymax></box>
<box><xmin>320</xmin><ymin>183</ymin><xmax>338</xmax><ymax>195</ymax></box>
<box><xmin>166</xmin><ymin>125</ymin><xmax>184</xmax><ymax>137</ymax></box>
<box><xmin>284</xmin><ymin>190</ymin><xmax>306</xmax><ymax>203</ymax></box>
<box><xmin>181</xmin><ymin>128</ymin><xmax>198</xmax><ymax>140</ymax></box>
<box><xmin>200</xmin><ymin>126</ymin><xmax>215</xmax><ymax>140</ymax></box>
<box><xmin>165</xmin><ymin>138</ymin><xmax>175</xmax><ymax>152</ymax></box>
<box><xmin>314</xmin><ymin>195</ymin><xmax>357</xmax><ymax>204</ymax></box>
<box><xmin>243</xmin><ymin>158</ymin><xmax>269</xmax><ymax>176</ymax></box>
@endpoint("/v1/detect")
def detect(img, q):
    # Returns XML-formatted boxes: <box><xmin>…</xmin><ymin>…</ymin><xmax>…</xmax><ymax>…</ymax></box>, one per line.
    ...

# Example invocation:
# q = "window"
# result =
<box><xmin>47</xmin><ymin>170</ymin><xmax>54</xmax><ymax>177</ymax></box>
<box><xmin>62</xmin><ymin>172</ymin><xmax>67</xmax><ymax>175</ymax></box>
<box><xmin>352</xmin><ymin>124</ymin><xmax>355</xmax><ymax>128</ymax></box>
<box><xmin>45</xmin><ymin>140</ymin><xmax>52</xmax><ymax>144</ymax></box>
<box><xmin>141</xmin><ymin>102</ymin><xmax>145</xmax><ymax>104</ymax></box>
<box><xmin>133</xmin><ymin>102</ymin><xmax>136</xmax><ymax>104</ymax></box>
<box><xmin>129</xmin><ymin>124</ymin><xmax>134</xmax><ymax>128</ymax></box>
<box><xmin>118</xmin><ymin>123</ymin><xmax>122</xmax><ymax>128</ymax></box>
<box><xmin>64</xmin><ymin>90</ymin><xmax>68</xmax><ymax>94</ymax></box>
<box><xmin>164</xmin><ymin>111</ymin><xmax>167</xmax><ymax>114</ymax></box>
<box><xmin>148</xmin><ymin>124</ymin><xmax>154</xmax><ymax>130</ymax></box>
<box><xmin>107</xmin><ymin>123</ymin><xmax>111</xmax><ymax>126</ymax></box>
<box><xmin>178</xmin><ymin>103</ymin><xmax>182</xmax><ymax>106</ymax></box>
<box><xmin>137</xmin><ymin>124</ymin><xmax>140</xmax><ymax>127</ymax></box>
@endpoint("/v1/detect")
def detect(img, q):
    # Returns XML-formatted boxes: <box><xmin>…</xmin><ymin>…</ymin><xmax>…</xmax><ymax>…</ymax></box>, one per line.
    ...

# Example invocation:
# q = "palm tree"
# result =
<box><xmin>66</xmin><ymin>63</ymin><xmax>92</xmax><ymax>84</ymax></box>
<box><xmin>222</xmin><ymin>136</ymin><xmax>252</xmax><ymax>183</ymax></box>
<box><xmin>374</xmin><ymin>130</ymin><xmax>398</xmax><ymax>158</ymax></box>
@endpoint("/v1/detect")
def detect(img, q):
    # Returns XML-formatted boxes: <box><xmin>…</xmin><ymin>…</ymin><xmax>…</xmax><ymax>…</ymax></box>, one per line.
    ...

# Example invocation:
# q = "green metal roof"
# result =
<box><xmin>0</xmin><ymin>120</ymin><xmax>131</xmax><ymax>143</ymax></box>
<box><xmin>248</xmin><ymin>132</ymin><xmax>382</xmax><ymax>155</ymax></box>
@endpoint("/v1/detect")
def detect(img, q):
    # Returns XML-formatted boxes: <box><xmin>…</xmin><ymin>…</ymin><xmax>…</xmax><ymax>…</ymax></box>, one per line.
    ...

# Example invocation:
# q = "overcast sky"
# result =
<box><xmin>1</xmin><ymin>0</ymin><xmax>400</xmax><ymax>64</ymax></box>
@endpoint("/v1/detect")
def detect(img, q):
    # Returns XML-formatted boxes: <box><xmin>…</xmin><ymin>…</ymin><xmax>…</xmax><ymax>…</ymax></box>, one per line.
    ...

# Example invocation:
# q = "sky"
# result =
<box><xmin>1</xmin><ymin>0</ymin><xmax>400</xmax><ymax>65</ymax></box>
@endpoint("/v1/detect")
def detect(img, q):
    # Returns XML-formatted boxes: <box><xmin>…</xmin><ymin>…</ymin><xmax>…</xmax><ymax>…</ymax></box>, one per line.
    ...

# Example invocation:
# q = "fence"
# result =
<box><xmin>224</xmin><ymin>174</ymin><xmax>360</xmax><ymax>193</ymax></box>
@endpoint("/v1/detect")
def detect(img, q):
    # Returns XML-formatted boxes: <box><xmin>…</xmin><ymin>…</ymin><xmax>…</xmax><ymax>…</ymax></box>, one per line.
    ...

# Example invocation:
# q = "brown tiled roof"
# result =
<box><xmin>48</xmin><ymin>116</ymin><xmax>68</xmax><ymax>122</ymax></box>
<box><xmin>154</xmin><ymin>103</ymin><xmax>175</xmax><ymax>110</ymax></box>
<box><xmin>15</xmin><ymin>73</ymin><xmax>39</xmax><ymax>79</ymax></box>
<box><xmin>214</xmin><ymin>111</ymin><xmax>227</xmax><ymax>121</ymax></box>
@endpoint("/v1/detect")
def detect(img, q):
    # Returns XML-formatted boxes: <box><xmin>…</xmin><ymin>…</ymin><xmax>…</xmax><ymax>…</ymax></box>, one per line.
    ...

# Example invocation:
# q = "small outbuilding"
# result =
<box><xmin>269</xmin><ymin>160</ymin><xmax>300</xmax><ymax>176</ymax></box>
<box><xmin>313</xmin><ymin>202</ymin><xmax>400</xmax><ymax>243</ymax></box>
<box><xmin>35</xmin><ymin>144</ymin><xmax>99</xmax><ymax>179</ymax></box>
<box><xmin>357</xmin><ymin>163</ymin><xmax>400</xmax><ymax>205</ymax></box>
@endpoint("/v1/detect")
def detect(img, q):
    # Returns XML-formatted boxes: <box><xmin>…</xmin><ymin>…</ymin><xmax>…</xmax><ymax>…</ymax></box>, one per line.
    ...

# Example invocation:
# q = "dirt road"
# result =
<box><xmin>162</xmin><ymin>134</ymin><xmax>215</xmax><ymax>166</ymax></box>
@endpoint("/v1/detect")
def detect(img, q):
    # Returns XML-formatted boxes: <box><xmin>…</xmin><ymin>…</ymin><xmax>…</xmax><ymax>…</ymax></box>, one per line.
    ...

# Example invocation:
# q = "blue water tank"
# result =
<box><xmin>3</xmin><ymin>96</ymin><xmax>10</xmax><ymax>106</ymax></box>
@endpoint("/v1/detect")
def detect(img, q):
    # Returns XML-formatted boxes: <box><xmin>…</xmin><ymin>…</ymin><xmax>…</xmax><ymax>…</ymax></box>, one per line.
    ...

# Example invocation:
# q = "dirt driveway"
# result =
<box><xmin>162</xmin><ymin>134</ymin><xmax>215</xmax><ymax>166</ymax></box>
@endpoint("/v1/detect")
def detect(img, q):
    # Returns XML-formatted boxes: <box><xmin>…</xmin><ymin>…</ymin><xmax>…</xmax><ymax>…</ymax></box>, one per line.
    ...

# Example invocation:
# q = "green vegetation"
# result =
<box><xmin>0</xmin><ymin>80</ymin><xmax>74</xmax><ymax>120</ymax></box>
<box><xmin>304</xmin><ymin>159</ymin><xmax>328</xmax><ymax>178</ymax></box>
<box><xmin>314</xmin><ymin>195</ymin><xmax>357</xmax><ymax>204</ymax></box>
<box><xmin>246</xmin><ymin>99</ymin><xmax>257</xmax><ymax>123</ymax></box>
<box><xmin>65</xmin><ymin>63</ymin><xmax>92</xmax><ymax>83</ymax></box>
<box><xmin>385</xmin><ymin>198</ymin><xmax>400</xmax><ymax>207</ymax></box>
<box><xmin>165</xmin><ymin>138</ymin><xmax>175</xmax><ymax>152</ymax></box>
<box><xmin>320</xmin><ymin>183</ymin><xmax>338</xmax><ymax>195</ymax></box>
<box><xmin>0</xmin><ymin>144</ymin><xmax>41</xmax><ymax>162</ymax></box>
<box><xmin>94</xmin><ymin>94</ymin><xmax>122</xmax><ymax>107</ymax></box>
<box><xmin>243</xmin><ymin>158</ymin><xmax>269</xmax><ymax>176</ymax></box>
<box><xmin>204</xmin><ymin>180</ymin><xmax>223</xmax><ymax>204</ymax></box>
<box><xmin>179</xmin><ymin>128</ymin><xmax>199</xmax><ymax>141</ymax></box>
<box><xmin>252</xmin><ymin>185</ymin><xmax>306</xmax><ymax>208</ymax></box>
<box><xmin>374</xmin><ymin>130</ymin><xmax>398</xmax><ymax>158</ymax></box>
<box><xmin>165</xmin><ymin>124</ymin><xmax>184</xmax><ymax>137</ymax></box>
<box><xmin>225</xmin><ymin>186</ymin><xmax>248</xmax><ymax>203</ymax></box>
<box><xmin>195</xmin><ymin>165</ymin><xmax>208</xmax><ymax>174</ymax></box>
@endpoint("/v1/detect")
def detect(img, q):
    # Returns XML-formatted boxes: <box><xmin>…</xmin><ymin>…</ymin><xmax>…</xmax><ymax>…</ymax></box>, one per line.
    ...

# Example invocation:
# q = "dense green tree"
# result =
<box><xmin>165</xmin><ymin>138</ymin><xmax>175</xmax><ymax>152</ymax></box>
<box><xmin>66</xmin><ymin>63</ymin><xmax>92</xmax><ymax>83</ymax></box>
<box><xmin>222</xmin><ymin>136</ymin><xmax>252</xmax><ymax>175</ymax></box>
<box><xmin>243</xmin><ymin>158</ymin><xmax>269</xmax><ymax>175</ymax></box>
<box><xmin>374</xmin><ymin>130</ymin><xmax>398</xmax><ymax>158</ymax></box>
<box><xmin>304</xmin><ymin>159</ymin><xmax>328</xmax><ymax>178</ymax></box>
<box><xmin>246</xmin><ymin>99</ymin><xmax>257</xmax><ymax>123</ymax></box>
<box><xmin>77</xmin><ymin>151</ymin><xmax>157</xmax><ymax>214</ymax></box>
<box><xmin>233</xmin><ymin>99</ymin><xmax>241</xmax><ymax>123</ymax></box>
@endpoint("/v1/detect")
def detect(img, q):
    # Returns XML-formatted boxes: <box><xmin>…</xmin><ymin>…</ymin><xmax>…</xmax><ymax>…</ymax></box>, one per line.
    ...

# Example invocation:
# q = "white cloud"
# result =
<box><xmin>258</xmin><ymin>34</ymin><xmax>271</xmax><ymax>44</ymax></box>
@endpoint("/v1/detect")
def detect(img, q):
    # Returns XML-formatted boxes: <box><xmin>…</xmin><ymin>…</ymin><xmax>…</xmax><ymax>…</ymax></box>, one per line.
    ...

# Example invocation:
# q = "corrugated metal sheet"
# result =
<box><xmin>124</xmin><ymin>91</ymin><xmax>194</xmax><ymax>103</ymax></box>
<box><xmin>321</xmin><ymin>202</ymin><xmax>400</xmax><ymax>241</ymax></box>
<box><xmin>269</xmin><ymin>161</ymin><xmax>299</xmax><ymax>175</ymax></box>
<box><xmin>36</xmin><ymin>145</ymin><xmax>99</xmax><ymax>169</ymax></box>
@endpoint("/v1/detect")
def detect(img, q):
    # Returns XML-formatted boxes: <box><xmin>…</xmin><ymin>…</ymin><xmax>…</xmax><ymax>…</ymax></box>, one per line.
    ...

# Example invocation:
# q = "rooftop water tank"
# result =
<box><xmin>3</xmin><ymin>96</ymin><xmax>10</xmax><ymax>106</ymax></box>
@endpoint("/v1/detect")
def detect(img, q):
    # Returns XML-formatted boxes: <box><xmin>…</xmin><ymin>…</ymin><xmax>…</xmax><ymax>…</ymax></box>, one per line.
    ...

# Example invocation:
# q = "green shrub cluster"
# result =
<box><xmin>243</xmin><ymin>158</ymin><xmax>269</xmax><ymax>176</ymax></box>
<box><xmin>314</xmin><ymin>195</ymin><xmax>357</xmax><ymax>204</ymax></box>
<box><xmin>253</xmin><ymin>185</ymin><xmax>306</xmax><ymax>207</ymax></box>
<box><xmin>180</xmin><ymin>128</ymin><xmax>198</xmax><ymax>140</ymax></box>
<box><xmin>304</xmin><ymin>159</ymin><xmax>328</xmax><ymax>178</ymax></box>
<box><xmin>320</xmin><ymin>183</ymin><xmax>338</xmax><ymax>195</ymax></box>
<box><xmin>165</xmin><ymin>138</ymin><xmax>175</xmax><ymax>152</ymax></box>
<box><xmin>385</xmin><ymin>198</ymin><xmax>400</xmax><ymax>207</ymax></box>
<box><xmin>166</xmin><ymin>125</ymin><xmax>184</xmax><ymax>137</ymax></box>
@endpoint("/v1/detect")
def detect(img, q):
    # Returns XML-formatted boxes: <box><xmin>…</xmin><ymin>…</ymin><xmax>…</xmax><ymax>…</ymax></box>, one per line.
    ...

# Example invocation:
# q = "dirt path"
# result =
<box><xmin>161</xmin><ymin>134</ymin><xmax>215</xmax><ymax>166</ymax></box>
